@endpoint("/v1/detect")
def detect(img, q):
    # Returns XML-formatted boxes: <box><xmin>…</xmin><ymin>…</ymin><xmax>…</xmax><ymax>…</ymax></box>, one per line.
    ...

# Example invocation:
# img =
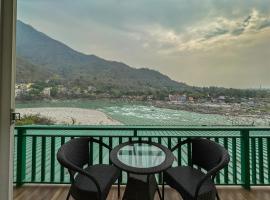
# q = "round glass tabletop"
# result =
<box><xmin>117</xmin><ymin>143</ymin><xmax>166</xmax><ymax>168</ymax></box>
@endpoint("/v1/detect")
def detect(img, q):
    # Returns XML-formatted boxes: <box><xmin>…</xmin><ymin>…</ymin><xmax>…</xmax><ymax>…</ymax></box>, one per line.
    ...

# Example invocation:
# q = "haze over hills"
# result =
<box><xmin>16</xmin><ymin>20</ymin><xmax>190</xmax><ymax>92</ymax></box>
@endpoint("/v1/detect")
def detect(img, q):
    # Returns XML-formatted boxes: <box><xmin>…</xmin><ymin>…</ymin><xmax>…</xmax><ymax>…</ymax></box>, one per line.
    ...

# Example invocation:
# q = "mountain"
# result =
<box><xmin>16</xmin><ymin>56</ymin><xmax>53</xmax><ymax>82</ymax></box>
<box><xmin>16</xmin><ymin>20</ymin><xmax>189</xmax><ymax>92</ymax></box>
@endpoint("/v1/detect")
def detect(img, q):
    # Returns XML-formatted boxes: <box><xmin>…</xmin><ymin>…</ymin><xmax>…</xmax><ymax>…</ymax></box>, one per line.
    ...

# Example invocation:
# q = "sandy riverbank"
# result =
<box><xmin>16</xmin><ymin>107</ymin><xmax>122</xmax><ymax>125</ymax></box>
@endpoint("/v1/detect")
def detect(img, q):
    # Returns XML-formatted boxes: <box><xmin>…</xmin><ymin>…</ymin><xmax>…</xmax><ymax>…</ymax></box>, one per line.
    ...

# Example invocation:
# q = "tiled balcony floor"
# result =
<box><xmin>14</xmin><ymin>185</ymin><xmax>270</xmax><ymax>200</ymax></box>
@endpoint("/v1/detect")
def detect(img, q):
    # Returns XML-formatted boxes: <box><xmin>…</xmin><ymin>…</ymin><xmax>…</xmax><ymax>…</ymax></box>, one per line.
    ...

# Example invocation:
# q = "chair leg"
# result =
<box><xmin>66</xmin><ymin>190</ymin><xmax>71</xmax><ymax>200</ymax></box>
<box><xmin>162</xmin><ymin>179</ymin><xmax>165</xmax><ymax>200</ymax></box>
<box><xmin>216</xmin><ymin>192</ymin><xmax>220</xmax><ymax>200</ymax></box>
<box><xmin>118</xmin><ymin>180</ymin><xmax>121</xmax><ymax>199</ymax></box>
<box><xmin>157</xmin><ymin>186</ymin><xmax>162</xmax><ymax>200</ymax></box>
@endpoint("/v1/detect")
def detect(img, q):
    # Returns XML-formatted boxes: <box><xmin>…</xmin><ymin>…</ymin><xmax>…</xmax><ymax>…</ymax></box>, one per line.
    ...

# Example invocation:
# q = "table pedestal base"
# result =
<box><xmin>122</xmin><ymin>174</ymin><xmax>160</xmax><ymax>200</ymax></box>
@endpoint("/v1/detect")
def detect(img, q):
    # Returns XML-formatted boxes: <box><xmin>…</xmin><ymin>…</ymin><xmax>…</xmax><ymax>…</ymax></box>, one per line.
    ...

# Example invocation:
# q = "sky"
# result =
<box><xmin>17</xmin><ymin>0</ymin><xmax>270</xmax><ymax>89</ymax></box>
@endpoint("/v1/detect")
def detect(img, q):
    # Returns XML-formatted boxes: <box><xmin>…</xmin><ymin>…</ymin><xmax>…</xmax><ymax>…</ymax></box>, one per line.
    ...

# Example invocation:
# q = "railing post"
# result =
<box><xmin>16</xmin><ymin>128</ymin><xmax>26</xmax><ymax>187</ymax></box>
<box><xmin>134</xmin><ymin>129</ymin><xmax>137</xmax><ymax>137</ymax></box>
<box><xmin>240</xmin><ymin>130</ymin><xmax>250</xmax><ymax>190</ymax></box>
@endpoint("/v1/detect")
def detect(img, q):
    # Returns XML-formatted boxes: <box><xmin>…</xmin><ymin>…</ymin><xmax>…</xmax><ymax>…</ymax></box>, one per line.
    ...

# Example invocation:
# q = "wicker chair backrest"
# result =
<box><xmin>192</xmin><ymin>138</ymin><xmax>228</xmax><ymax>171</ymax></box>
<box><xmin>57</xmin><ymin>137</ymin><xmax>90</xmax><ymax>177</ymax></box>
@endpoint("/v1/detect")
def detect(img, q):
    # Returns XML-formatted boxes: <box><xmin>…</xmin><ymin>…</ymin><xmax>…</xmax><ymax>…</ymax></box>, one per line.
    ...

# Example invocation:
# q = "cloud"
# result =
<box><xmin>128</xmin><ymin>9</ymin><xmax>270</xmax><ymax>54</ymax></box>
<box><xmin>17</xmin><ymin>1</ymin><xmax>270</xmax><ymax>88</ymax></box>
<box><xmin>18</xmin><ymin>1</ymin><xmax>270</xmax><ymax>55</ymax></box>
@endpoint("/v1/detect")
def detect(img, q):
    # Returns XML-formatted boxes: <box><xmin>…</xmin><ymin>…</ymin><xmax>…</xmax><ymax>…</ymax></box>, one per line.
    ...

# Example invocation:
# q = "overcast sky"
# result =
<box><xmin>17</xmin><ymin>0</ymin><xmax>270</xmax><ymax>89</ymax></box>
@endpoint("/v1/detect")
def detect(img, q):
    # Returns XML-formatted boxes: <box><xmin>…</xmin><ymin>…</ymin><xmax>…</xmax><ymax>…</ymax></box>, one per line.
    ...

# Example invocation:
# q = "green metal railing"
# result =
<box><xmin>13</xmin><ymin>125</ymin><xmax>270</xmax><ymax>189</ymax></box>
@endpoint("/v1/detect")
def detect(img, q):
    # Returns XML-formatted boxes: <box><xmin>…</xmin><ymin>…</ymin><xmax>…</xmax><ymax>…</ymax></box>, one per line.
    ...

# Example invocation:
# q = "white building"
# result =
<box><xmin>42</xmin><ymin>87</ymin><xmax>51</xmax><ymax>97</ymax></box>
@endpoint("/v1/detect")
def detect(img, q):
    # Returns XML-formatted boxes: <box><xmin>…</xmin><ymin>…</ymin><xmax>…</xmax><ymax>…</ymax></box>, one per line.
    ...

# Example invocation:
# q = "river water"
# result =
<box><xmin>16</xmin><ymin>100</ymin><xmax>268</xmax><ymax>125</ymax></box>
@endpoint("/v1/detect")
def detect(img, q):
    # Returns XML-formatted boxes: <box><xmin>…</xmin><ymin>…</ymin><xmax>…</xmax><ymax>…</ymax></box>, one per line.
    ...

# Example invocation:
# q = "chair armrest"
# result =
<box><xmin>171</xmin><ymin>138</ymin><xmax>192</xmax><ymax>152</ymax></box>
<box><xmin>194</xmin><ymin>154</ymin><xmax>230</xmax><ymax>199</ymax></box>
<box><xmin>90</xmin><ymin>137</ymin><xmax>112</xmax><ymax>151</ymax></box>
<box><xmin>72</xmin><ymin>163</ymin><xmax>102</xmax><ymax>198</ymax></box>
<box><xmin>57</xmin><ymin>152</ymin><xmax>102</xmax><ymax>198</ymax></box>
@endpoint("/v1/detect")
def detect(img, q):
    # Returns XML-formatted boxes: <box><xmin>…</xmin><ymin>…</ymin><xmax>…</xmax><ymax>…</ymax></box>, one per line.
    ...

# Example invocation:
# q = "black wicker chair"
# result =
<box><xmin>57</xmin><ymin>137</ymin><xmax>121</xmax><ymax>200</ymax></box>
<box><xmin>162</xmin><ymin>138</ymin><xmax>230</xmax><ymax>200</ymax></box>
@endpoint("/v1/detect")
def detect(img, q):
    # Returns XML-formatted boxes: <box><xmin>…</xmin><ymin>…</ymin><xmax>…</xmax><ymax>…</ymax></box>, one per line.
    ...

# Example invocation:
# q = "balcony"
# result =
<box><xmin>13</xmin><ymin>125</ymin><xmax>270</xmax><ymax>199</ymax></box>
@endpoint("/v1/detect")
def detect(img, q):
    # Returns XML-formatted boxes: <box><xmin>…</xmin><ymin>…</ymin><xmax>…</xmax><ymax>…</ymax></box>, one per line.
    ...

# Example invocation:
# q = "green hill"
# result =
<box><xmin>16</xmin><ymin>20</ymin><xmax>190</xmax><ymax>93</ymax></box>
<box><xmin>16</xmin><ymin>56</ymin><xmax>52</xmax><ymax>83</ymax></box>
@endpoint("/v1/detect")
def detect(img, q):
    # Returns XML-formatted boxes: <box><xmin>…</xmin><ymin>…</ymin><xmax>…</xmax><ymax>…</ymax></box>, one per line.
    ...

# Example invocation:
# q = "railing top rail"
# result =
<box><xmin>14</xmin><ymin>125</ymin><xmax>270</xmax><ymax>131</ymax></box>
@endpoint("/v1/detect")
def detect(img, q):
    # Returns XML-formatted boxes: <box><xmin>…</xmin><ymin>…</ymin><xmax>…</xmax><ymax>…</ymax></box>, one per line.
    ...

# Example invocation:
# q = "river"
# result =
<box><xmin>16</xmin><ymin>99</ymin><xmax>268</xmax><ymax>126</ymax></box>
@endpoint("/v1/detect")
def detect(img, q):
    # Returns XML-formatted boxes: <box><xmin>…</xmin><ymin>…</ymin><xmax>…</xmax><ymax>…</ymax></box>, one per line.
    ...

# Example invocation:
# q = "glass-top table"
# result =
<box><xmin>117</xmin><ymin>143</ymin><xmax>166</xmax><ymax>168</ymax></box>
<box><xmin>110</xmin><ymin>141</ymin><xmax>174</xmax><ymax>200</ymax></box>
